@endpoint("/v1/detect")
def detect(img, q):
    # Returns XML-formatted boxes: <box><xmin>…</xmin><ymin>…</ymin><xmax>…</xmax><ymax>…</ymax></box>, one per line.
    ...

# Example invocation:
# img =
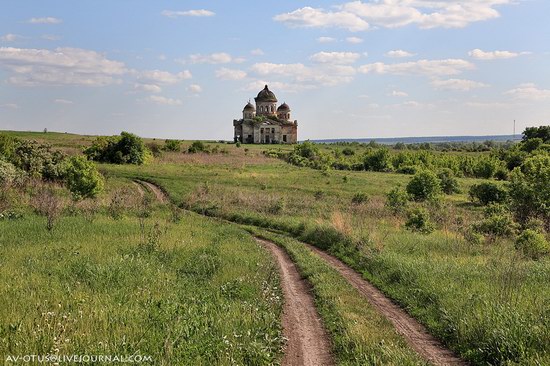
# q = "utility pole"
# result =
<box><xmin>513</xmin><ymin>119</ymin><xmax>516</xmax><ymax>140</ymax></box>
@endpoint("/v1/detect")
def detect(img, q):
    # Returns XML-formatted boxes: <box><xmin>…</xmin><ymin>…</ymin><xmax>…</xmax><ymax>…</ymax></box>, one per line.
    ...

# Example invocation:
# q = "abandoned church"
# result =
<box><xmin>233</xmin><ymin>85</ymin><xmax>298</xmax><ymax>144</ymax></box>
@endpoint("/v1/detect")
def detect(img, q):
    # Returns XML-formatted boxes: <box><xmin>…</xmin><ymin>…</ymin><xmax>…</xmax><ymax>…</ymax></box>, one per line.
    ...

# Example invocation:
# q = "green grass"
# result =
<box><xmin>247</xmin><ymin>227</ymin><xmax>427</xmax><ymax>366</ymax></box>
<box><xmin>0</xmin><ymin>208</ymin><xmax>284</xmax><ymax>365</ymax></box>
<box><xmin>102</xmin><ymin>160</ymin><xmax>550</xmax><ymax>365</ymax></box>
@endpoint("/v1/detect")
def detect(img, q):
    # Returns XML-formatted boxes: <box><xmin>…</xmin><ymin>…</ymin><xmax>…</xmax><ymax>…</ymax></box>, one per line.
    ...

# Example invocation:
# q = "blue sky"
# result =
<box><xmin>0</xmin><ymin>0</ymin><xmax>549</xmax><ymax>140</ymax></box>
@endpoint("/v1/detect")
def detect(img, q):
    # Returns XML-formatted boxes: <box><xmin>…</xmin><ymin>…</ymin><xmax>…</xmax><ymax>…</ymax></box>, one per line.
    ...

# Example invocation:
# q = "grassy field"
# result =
<box><xmin>2</xmin><ymin>130</ymin><xmax>549</xmax><ymax>365</ymax></box>
<box><xmin>0</xmin><ymin>197</ymin><xmax>284</xmax><ymax>364</ymax></box>
<box><xmin>100</xmin><ymin>153</ymin><xmax>549</xmax><ymax>365</ymax></box>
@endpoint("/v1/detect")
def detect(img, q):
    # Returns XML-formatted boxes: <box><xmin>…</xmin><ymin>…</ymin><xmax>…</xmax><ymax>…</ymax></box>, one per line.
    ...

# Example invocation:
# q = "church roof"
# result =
<box><xmin>277</xmin><ymin>102</ymin><xmax>290</xmax><ymax>111</ymax></box>
<box><xmin>254</xmin><ymin>85</ymin><xmax>278</xmax><ymax>103</ymax></box>
<box><xmin>243</xmin><ymin>102</ymin><xmax>255</xmax><ymax>111</ymax></box>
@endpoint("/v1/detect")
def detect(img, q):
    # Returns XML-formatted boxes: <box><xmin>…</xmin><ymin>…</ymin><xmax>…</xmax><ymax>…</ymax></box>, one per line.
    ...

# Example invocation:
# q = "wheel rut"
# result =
<box><xmin>255</xmin><ymin>238</ymin><xmax>334</xmax><ymax>366</ymax></box>
<box><xmin>130</xmin><ymin>179</ymin><xmax>465</xmax><ymax>365</ymax></box>
<box><xmin>305</xmin><ymin>243</ymin><xmax>467</xmax><ymax>366</ymax></box>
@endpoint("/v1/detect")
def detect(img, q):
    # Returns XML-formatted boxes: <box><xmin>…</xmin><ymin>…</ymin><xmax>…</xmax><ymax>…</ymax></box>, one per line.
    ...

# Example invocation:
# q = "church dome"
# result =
<box><xmin>277</xmin><ymin>102</ymin><xmax>290</xmax><ymax>111</ymax></box>
<box><xmin>255</xmin><ymin>85</ymin><xmax>278</xmax><ymax>103</ymax></box>
<box><xmin>243</xmin><ymin>102</ymin><xmax>255</xmax><ymax>111</ymax></box>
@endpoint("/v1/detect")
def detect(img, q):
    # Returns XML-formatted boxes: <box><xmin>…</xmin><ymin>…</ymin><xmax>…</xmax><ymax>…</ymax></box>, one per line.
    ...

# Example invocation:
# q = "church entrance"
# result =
<box><xmin>265</xmin><ymin>135</ymin><xmax>270</xmax><ymax>144</ymax></box>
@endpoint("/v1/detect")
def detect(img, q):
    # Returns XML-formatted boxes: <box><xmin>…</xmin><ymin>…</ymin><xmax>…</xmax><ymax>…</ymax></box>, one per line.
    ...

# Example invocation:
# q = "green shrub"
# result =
<box><xmin>508</xmin><ymin>154</ymin><xmax>550</xmax><ymax>229</ymax></box>
<box><xmin>437</xmin><ymin>168</ymin><xmax>460</xmax><ymax>194</ymax></box>
<box><xmin>188</xmin><ymin>141</ymin><xmax>209</xmax><ymax>154</ymax></box>
<box><xmin>0</xmin><ymin>160</ymin><xmax>19</xmax><ymax>186</ymax></box>
<box><xmin>396</xmin><ymin>165</ymin><xmax>418</xmax><ymax>175</ymax></box>
<box><xmin>515</xmin><ymin>229</ymin><xmax>549</xmax><ymax>259</ymax></box>
<box><xmin>386</xmin><ymin>186</ymin><xmax>409</xmax><ymax>214</ymax></box>
<box><xmin>351</xmin><ymin>192</ymin><xmax>369</xmax><ymax>205</ymax></box>
<box><xmin>473</xmin><ymin>208</ymin><xmax>517</xmax><ymax>239</ymax></box>
<box><xmin>63</xmin><ymin>156</ymin><xmax>104</xmax><ymax>199</ymax></box>
<box><xmin>342</xmin><ymin>147</ymin><xmax>355</xmax><ymax>156</ymax></box>
<box><xmin>364</xmin><ymin>148</ymin><xmax>393</xmax><ymax>172</ymax></box>
<box><xmin>469</xmin><ymin>182</ymin><xmax>508</xmax><ymax>205</ymax></box>
<box><xmin>163</xmin><ymin>139</ymin><xmax>181</xmax><ymax>152</ymax></box>
<box><xmin>473</xmin><ymin>159</ymin><xmax>501</xmax><ymax>179</ymax></box>
<box><xmin>406</xmin><ymin>170</ymin><xmax>441</xmax><ymax>201</ymax></box>
<box><xmin>85</xmin><ymin>132</ymin><xmax>151</xmax><ymax>165</ymax></box>
<box><xmin>405</xmin><ymin>208</ymin><xmax>435</xmax><ymax>234</ymax></box>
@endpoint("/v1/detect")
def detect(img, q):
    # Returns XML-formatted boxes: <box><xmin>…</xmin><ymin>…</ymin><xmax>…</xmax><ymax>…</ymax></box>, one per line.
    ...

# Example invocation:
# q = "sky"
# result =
<box><xmin>0</xmin><ymin>0</ymin><xmax>549</xmax><ymax>140</ymax></box>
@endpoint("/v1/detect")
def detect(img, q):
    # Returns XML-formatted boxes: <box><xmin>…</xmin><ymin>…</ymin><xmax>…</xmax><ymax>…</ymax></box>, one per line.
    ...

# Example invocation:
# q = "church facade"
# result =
<box><xmin>233</xmin><ymin>85</ymin><xmax>298</xmax><ymax>144</ymax></box>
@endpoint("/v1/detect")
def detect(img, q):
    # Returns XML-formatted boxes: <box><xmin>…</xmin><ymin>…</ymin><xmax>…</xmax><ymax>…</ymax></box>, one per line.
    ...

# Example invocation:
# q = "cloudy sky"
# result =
<box><xmin>1</xmin><ymin>0</ymin><xmax>549</xmax><ymax>140</ymax></box>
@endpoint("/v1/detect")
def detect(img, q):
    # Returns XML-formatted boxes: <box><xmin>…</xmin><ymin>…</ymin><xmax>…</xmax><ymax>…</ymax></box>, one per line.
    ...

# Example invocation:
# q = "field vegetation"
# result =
<box><xmin>1</xmin><ymin>127</ymin><xmax>549</xmax><ymax>365</ymax></box>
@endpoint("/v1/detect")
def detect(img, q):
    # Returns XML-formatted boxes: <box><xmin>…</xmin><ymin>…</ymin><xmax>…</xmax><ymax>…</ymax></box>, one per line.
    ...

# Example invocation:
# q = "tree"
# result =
<box><xmin>508</xmin><ymin>154</ymin><xmax>550</xmax><ymax>228</ymax></box>
<box><xmin>84</xmin><ymin>132</ymin><xmax>151</xmax><ymax>165</ymax></box>
<box><xmin>63</xmin><ymin>156</ymin><xmax>104</xmax><ymax>199</ymax></box>
<box><xmin>469</xmin><ymin>182</ymin><xmax>508</xmax><ymax>205</ymax></box>
<box><xmin>522</xmin><ymin>126</ymin><xmax>550</xmax><ymax>143</ymax></box>
<box><xmin>437</xmin><ymin>168</ymin><xmax>460</xmax><ymax>194</ymax></box>
<box><xmin>406</xmin><ymin>170</ymin><xmax>441</xmax><ymax>201</ymax></box>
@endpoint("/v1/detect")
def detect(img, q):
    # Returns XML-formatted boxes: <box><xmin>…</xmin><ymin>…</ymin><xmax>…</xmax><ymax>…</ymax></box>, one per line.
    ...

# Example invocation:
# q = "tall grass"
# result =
<box><xmin>0</xmin><ymin>208</ymin><xmax>284</xmax><ymax>365</ymax></box>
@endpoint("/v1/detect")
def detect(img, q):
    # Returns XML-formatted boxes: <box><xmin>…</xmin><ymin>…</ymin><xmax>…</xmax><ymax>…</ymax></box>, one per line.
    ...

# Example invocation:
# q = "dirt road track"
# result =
<box><xmin>255</xmin><ymin>238</ymin><xmax>334</xmax><ymax>366</ymax></box>
<box><xmin>305</xmin><ymin>243</ymin><xmax>467</xmax><ymax>366</ymax></box>
<box><xmin>134</xmin><ymin>180</ymin><xmax>168</xmax><ymax>203</ymax></box>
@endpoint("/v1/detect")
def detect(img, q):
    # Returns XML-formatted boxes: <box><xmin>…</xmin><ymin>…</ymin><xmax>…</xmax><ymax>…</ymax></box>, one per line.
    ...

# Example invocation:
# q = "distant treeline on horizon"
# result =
<box><xmin>310</xmin><ymin>134</ymin><xmax>522</xmax><ymax>145</ymax></box>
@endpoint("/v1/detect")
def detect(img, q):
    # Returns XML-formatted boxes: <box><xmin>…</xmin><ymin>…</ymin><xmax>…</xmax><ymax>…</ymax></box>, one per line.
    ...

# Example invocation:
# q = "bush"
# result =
<box><xmin>364</xmin><ymin>148</ymin><xmax>393</xmax><ymax>172</ymax></box>
<box><xmin>437</xmin><ymin>168</ymin><xmax>460</xmax><ymax>194</ymax></box>
<box><xmin>396</xmin><ymin>165</ymin><xmax>418</xmax><ymax>175</ymax></box>
<box><xmin>188</xmin><ymin>141</ymin><xmax>208</xmax><ymax>154</ymax></box>
<box><xmin>342</xmin><ymin>147</ymin><xmax>355</xmax><ymax>156</ymax></box>
<box><xmin>351</xmin><ymin>193</ymin><xmax>369</xmax><ymax>205</ymax></box>
<box><xmin>405</xmin><ymin>208</ymin><xmax>435</xmax><ymax>234</ymax></box>
<box><xmin>85</xmin><ymin>132</ymin><xmax>151</xmax><ymax>165</ymax></box>
<box><xmin>473</xmin><ymin>206</ymin><xmax>517</xmax><ymax>239</ymax></box>
<box><xmin>63</xmin><ymin>156</ymin><xmax>104</xmax><ymax>199</ymax></box>
<box><xmin>164</xmin><ymin>139</ymin><xmax>181</xmax><ymax>152</ymax></box>
<box><xmin>469</xmin><ymin>182</ymin><xmax>508</xmax><ymax>205</ymax></box>
<box><xmin>473</xmin><ymin>159</ymin><xmax>501</xmax><ymax>179</ymax></box>
<box><xmin>406</xmin><ymin>170</ymin><xmax>441</xmax><ymax>201</ymax></box>
<box><xmin>508</xmin><ymin>154</ymin><xmax>550</xmax><ymax>229</ymax></box>
<box><xmin>0</xmin><ymin>160</ymin><xmax>18</xmax><ymax>187</ymax></box>
<box><xmin>386</xmin><ymin>186</ymin><xmax>409</xmax><ymax>214</ymax></box>
<box><xmin>515</xmin><ymin>229</ymin><xmax>549</xmax><ymax>259</ymax></box>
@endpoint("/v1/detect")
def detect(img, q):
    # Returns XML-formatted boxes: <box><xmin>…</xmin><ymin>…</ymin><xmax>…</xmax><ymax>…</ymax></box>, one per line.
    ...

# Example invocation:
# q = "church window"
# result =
<box><xmin>283</xmin><ymin>135</ymin><xmax>287</xmax><ymax>142</ymax></box>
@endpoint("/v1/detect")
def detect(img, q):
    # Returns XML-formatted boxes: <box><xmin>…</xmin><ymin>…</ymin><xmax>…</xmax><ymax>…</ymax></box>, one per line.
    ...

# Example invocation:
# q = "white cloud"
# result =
<box><xmin>1</xmin><ymin>103</ymin><xmax>19</xmax><ymax>109</ymax></box>
<box><xmin>431</xmin><ymin>78</ymin><xmax>489</xmax><ymax>91</ymax></box>
<box><xmin>187</xmin><ymin>84</ymin><xmax>202</xmax><ymax>93</ymax></box>
<box><xmin>504</xmin><ymin>83</ymin><xmax>550</xmax><ymax>101</ymax></box>
<box><xmin>54</xmin><ymin>98</ymin><xmax>73</xmax><ymax>104</ymax></box>
<box><xmin>137</xmin><ymin>69</ymin><xmax>191</xmax><ymax>85</ymax></box>
<box><xmin>189</xmin><ymin>52</ymin><xmax>235</xmax><ymax>64</ymax></box>
<box><xmin>317</xmin><ymin>37</ymin><xmax>336</xmax><ymax>43</ymax></box>
<box><xmin>468</xmin><ymin>48</ymin><xmax>531</xmax><ymax>60</ymax></box>
<box><xmin>251</xmin><ymin>62</ymin><xmax>356</xmax><ymax>87</ymax></box>
<box><xmin>0</xmin><ymin>47</ymin><xmax>127</xmax><ymax>86</ymax></box>
<box><xmin>215</xmin><ymin>67</ymin><xmax>247</xmax><ymax>80</ymax></box>
<box><xmin>161</xmin><ymin>10</ymin><xmax>215</xmax><ymax>18</ymax></box>
<box><xmin>273</xmin><ymin>6</ymin><xmax>369</xmax><ymax>32</ymax></box>
<box><xmin>41</xmin><ymin>34</ymin><xmax>61</xmax><ymax>41</ymax></box>
<box><xmin>1</xmin><ymin>34</ymin><xmax>20</xmax><ymax>42</ymax></box>
<box><xmin>28</xmin><ymin>17</ymin><xmax>62</xmax><ymax>24</ymax></box>
<box><xmin>250</xmin><ymin>48</ymin><xmax>264</xmax><ymax>56</ymax></box>
<box><xmin>386</xmin><ymin>49</ymin><xmax>416</xmax><ymax>58</ymax></box>
<box><xmin>310</xmin><ymin>51</ymin><xmax>360</xmax><ymax>64</ymax></box>
<box><xmin>346</xmin><ymin>36</ymin><xmax>363</xmax><ymax>44</ymax></box>
<box><xmin>389</xmin><ymin>90</ymin><xmax>408</xmax><ymax>97</ymax></box>
<box><xmin>359</xmin><ymin>59</ymin><xmax>475</xmax><ymax>76</ymax></box>
<box><xmin>242</xmin><ymin>80</ymin><xmax>313</xmax><ymax>93</ymax></box>
<box><xmin>144</xmin><ymin>95</ymin><xmax>183</xmax><ymax>106</ymax></box>
<box><xmin>276</xmin><ymin>1</ymin><xmax>516</xmax><ymax>31</ymax></box>
<box><xmin>134</xmin><ymin>83</ymin><xmax>162</xmax><ymax>93</ymax></box>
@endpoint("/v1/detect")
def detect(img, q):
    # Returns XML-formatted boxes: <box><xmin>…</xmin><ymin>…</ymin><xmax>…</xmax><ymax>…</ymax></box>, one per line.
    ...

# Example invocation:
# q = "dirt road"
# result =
<box><xmin>306</xmin><ymin>243</ymin><xmax>467</xmax><ymax>366</ymax></box>
<box><xmin>255</xmin><ymin>238</ymin><xmax>334</xmax><ymax>366</ymax></box>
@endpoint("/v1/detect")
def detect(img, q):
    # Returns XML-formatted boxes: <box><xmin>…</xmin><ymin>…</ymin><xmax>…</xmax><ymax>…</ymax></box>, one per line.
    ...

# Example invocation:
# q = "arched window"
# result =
<box><xmin>260</xmin><ymin>106</ymin><xmax>263</xmax><ymax>113</ymax></box>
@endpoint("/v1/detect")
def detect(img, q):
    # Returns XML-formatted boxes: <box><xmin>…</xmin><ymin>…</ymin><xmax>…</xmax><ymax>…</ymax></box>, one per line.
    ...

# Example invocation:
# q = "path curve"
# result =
<box><xmin>305</xmin><ymin>243</ymin><xmax>467</xmax><ymax>366</ymax></box>
<box><xmin>134</xmin><ymin>180</ymin><xmax>168</xmax><ymax>204</ymax></box>
<box><xmin>255</xmin><ymin>238</ymin><xmax>334</xmax><ymax>366</ymax></box>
